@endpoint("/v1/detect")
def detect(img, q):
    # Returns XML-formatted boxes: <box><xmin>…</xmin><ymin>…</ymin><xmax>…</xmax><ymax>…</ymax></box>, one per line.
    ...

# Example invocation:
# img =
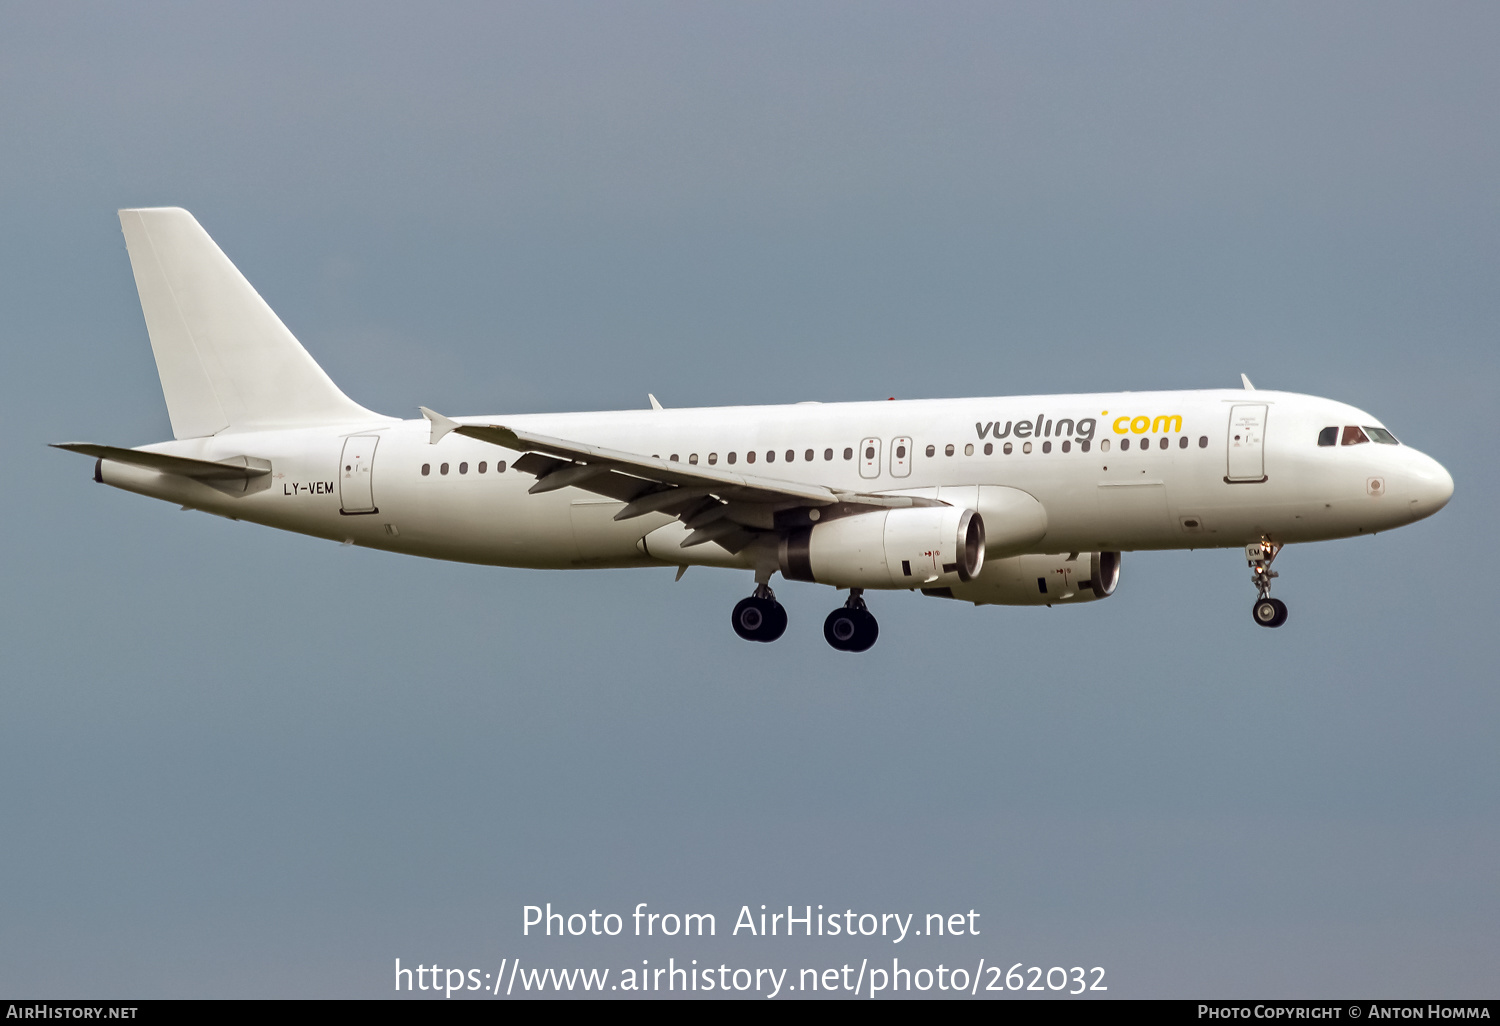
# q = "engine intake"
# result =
<box><xmin>780</xmin><ymin>506</ymin><xmax>984</xmax><ymax>589</ymax></box>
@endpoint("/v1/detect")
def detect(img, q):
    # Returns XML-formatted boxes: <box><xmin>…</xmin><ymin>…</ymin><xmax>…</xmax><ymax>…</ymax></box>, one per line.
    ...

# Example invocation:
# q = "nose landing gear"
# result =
<box><xmin>824</xmin><ymin>589</ymin><xmax>879</xmax><ymax>652</ymax></box>
<box><xmin>732</xmin><ymin>583</ymin><xmax>788</xmax><ymax>643</ymax></box>
<box><xmin>1248</xmin><ymin>539</ymin><xmax>1288</xmax><ymax>628</ymax></box>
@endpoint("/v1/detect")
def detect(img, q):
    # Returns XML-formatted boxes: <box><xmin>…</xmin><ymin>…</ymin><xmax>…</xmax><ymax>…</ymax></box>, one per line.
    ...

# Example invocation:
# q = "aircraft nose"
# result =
<box><xmin>1406</xmin><ymin>452</ymin><xmax>1454</xmax><ymax>514</ymax></box>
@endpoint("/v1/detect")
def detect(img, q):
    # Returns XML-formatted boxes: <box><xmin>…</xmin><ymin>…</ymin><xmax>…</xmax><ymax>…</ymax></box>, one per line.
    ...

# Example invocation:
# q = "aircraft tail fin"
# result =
<box><xmin>118</xmin><ymin>207</ymin><xmax>381</xmax><ymax>438</ymax></box>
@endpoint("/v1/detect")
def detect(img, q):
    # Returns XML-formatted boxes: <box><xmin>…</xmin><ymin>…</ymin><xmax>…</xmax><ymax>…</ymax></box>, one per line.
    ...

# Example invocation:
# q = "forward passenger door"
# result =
<box><xmin>1226</xmin><ymin>405</ymin><xmax>1268</xmax><ymax>483</ymax></box>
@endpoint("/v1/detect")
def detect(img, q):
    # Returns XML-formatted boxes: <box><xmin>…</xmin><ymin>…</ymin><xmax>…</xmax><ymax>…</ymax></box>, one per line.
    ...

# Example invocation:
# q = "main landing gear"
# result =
<box><xmin>729</xmin><ymin>581</ymin><xmax>881</xmax><ymax>652</ymax></box>
<box><xmin>731</xmin><ymin>583</ymin><xmax>787</xmax><ymax>643</ymax></box>
<box><xmin>1248</xmin><ymin>539</ymin><xmax>1289</xmax><ymax>628</ymax></box>
<box><xmin>824</xmin><ymin>589</ymin><xmax>879</xmax><ymax>653</ymax></box>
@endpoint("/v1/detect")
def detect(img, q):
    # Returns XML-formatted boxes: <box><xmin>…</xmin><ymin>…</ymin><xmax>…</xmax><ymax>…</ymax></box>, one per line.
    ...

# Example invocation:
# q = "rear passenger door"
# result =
<box><xmin>339</xmin><ymin>435</ymin><xmax>379</xmax><ymax>513</ymax></box>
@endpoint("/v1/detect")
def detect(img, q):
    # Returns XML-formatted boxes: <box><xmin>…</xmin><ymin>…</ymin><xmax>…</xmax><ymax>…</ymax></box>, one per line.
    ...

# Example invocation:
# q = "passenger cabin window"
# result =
<box><xmin>459</xmin><ymin>462</ymin><xmax>468</xmax><ymax>474</ymax></box>
<box><xmin>843</xmin><ymin>447</ymin><xmax>853</xmax><ymax>460</ymax></box>
<box><xmin>478</xmin><ymin>461</ymin><xmax>487</xmax><ymax>473</ymax></box>
<box><xmin>824</xmin><ymin>448</ymin><xmax>833</xmax><ymax>460</ymax></box>
<box><xmin>925</xmin><ymin>444</ymin><xmax>936</xmax><ymax>457</ymax></box>
<box><xmin>707</xmin><ymin>453</ymin><xmax>718</xmax><ymax>465</ymax></box>
<box><xmin>983</xmin><ymin>442</ymin><xmax>993</xmax><ymax>455</ymax></box>
<box><xmin>421</xmin><ymin>463</ymin><xmax>431</xmax><ymax>476</ymax></box>
<box><xmin>689</xmin><ymin>454</ymin><xmax>698</xmax><ymax>465</ymax></box>
<box><xmin>1003</xmin><ymin>442</ymin><xmax>1013</xmax><ymax>455</ymax></box>
<box><xmin>1341</xmin><ymin>425</ymin><xmax>1370</xmax><ymax>446</ymax></box>
<box><xmin>1318</xmin><ymin>426</ymin><xmax>1338</xmax><ymax>447</ymax></box>
<box><xmin>728</xmin><ymin>452</ymin><xmax>737</xmax><ymax>464</ymax></box>
<box><xmin>1365</xmin><ymin>426</ymin><xmax>1400</xmax><ymax>445</ymax></box>
<box><xmin>805</xmin><ymin>449</ymin><xmax>814</xmax><ymax>461</ymax></box>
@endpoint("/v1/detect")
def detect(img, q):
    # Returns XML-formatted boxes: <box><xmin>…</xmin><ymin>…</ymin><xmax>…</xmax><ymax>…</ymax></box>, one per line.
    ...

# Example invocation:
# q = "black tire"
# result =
<box><xmin>764</xmin><ymin>600</ymin><xmax>788</xmax><ymax>642</ymax></box>
<box><xmin>825</xmin><ymin>607</ymin><xmax>878</xmax><ymax>652</ymax></box>
<box><xmin>824</xmin><ymin>608</ymin><xmax>859</xmax><ymax>650</ymax></box>
<box><xmin>733</xmin><ymin>596</ymin><xmax>766</xmax><ymax>640</ymax></box>
<box><xmin>1253</xmin><ymin>597</ymin><xmax>1288</xmax><ymax>628</ymax></box>
<box><xmin>733</xmin><ymin>596</ymin><xmax>787</xmax><ymax>642</ymax></box>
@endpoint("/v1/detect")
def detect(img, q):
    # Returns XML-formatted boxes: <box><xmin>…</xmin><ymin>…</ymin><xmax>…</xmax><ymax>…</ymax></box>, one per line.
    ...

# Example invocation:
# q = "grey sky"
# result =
<box><xmin>1</xmin><ymin>2</ymin><xmax>1495</xmax><ymax>997</ymax></box>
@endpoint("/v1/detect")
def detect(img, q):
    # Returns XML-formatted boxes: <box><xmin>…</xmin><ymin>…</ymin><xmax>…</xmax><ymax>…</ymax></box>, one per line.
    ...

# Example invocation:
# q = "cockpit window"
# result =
<box><xmin>1364</xmin><ymin>426</ymin><xmax>1400</xmax><ymax>445</ymax></box>
<box><xmin>1341</xmin><ymin>425</ymin><xmax>1370</xmax><ymax>446</ymax></box>
<box><xmin>1317</xmin><ymin>426</ymin><xmax>1338</xmax><ymax>447</ymax></box>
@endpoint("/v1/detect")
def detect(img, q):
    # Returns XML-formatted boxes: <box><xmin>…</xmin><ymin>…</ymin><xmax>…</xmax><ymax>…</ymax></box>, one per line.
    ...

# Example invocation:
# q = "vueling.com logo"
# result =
<box><xmin>971</xmin><ymin>410</ymin><xmax>1186</xmax><ymax>443</ymax></box>
<box><xmin>1108</xmin><ymin>411</ymin><xmax>1183</xmax><ymax>435</ymax></box>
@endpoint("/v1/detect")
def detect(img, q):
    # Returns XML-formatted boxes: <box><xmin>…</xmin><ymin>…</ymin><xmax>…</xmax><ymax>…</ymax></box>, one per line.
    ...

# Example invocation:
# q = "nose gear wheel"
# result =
<box><xmin>1253</xmin><ymin>597</ymin><xmax>1288</xmax><ymax>628</ymax></box>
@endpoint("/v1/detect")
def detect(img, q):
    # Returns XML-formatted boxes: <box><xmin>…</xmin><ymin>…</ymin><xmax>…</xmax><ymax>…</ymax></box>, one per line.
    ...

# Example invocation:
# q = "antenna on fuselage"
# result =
<box><xmin>1240</xmin><ymin>374</ymin><xmax>1256</xmax><ymax>390</ymax></box>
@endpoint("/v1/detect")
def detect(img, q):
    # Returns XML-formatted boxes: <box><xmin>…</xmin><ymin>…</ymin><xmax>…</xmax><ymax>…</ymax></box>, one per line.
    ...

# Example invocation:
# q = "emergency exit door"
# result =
<box><xmin>339</xmin><ymin>435</ymin><xmax>379</xmax><ymax>514</ymax></box>
<box><xmin>1226</xmin><ymin>405</ymin><xmax>1268</xmax><ymax>483</ymax></box>
<box><xmin>889</xmin><ymin>436</ymin><xmax>912</xmax><ymax>478</ymax></box>
<box><xmin>859</xmin><ymin>437</ymin><xmax>881</xmax><ymax>479</ymax></box>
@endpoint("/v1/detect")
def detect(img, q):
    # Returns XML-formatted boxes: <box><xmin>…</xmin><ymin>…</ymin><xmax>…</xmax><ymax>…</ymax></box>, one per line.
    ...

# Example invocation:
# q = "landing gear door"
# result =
<box><xmin>1226</xmin><ymin>405</ymin><xmax>1268</xmax><ymax>483</ymax></box>
<box><xmin>339</xmin><ymin>435</ymin><xmax>379</xmax><ymax>514</ymax></box>
<box><xmin>859</xmin><ymin>437</ymin><xmax>881</xmax><ymax>479</ymax></box>
<box><xmin>889</xmin><ymin>436</ymin><xmax>912</xmax><ymax>478</ymax></box>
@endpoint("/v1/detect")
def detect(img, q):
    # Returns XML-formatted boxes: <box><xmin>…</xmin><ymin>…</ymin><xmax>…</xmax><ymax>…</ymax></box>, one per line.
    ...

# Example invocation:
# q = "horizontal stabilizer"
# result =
<box><xmin>51</xmin><ymin>443</ymin><xmax>271</xmax><ymax>481</ymax></box>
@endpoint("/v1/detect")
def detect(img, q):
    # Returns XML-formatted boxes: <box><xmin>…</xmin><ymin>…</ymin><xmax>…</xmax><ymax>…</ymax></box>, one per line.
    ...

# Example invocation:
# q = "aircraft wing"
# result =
<box><xmin>419</xmin><ymin>408</ymin><xmax>937</xmax><ymax>551</ymax></box>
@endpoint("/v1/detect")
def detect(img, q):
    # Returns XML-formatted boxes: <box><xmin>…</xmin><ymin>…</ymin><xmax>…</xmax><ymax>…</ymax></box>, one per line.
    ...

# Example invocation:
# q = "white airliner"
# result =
<box><xmin>56</xmin><ymin>209</ymin><xmax>1454</xmax><ymax>651</ymax></box>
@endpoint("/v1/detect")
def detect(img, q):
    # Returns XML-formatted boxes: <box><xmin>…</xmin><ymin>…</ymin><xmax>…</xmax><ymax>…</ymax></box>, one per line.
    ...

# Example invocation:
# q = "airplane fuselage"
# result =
<box><xmin>99</xmin><ymin>387</ymin><xmax>1452</xmax><ymax>573</ymax></box>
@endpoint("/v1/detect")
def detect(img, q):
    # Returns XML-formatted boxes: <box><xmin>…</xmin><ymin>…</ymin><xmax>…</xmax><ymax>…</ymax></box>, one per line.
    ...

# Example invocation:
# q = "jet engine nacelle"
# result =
<box><xmin>926</xmin><ymin>550</ymin><xmax>1120</xmax><ymax>606</ymax></box>
<box><xmin>780</xmin><ymin>506</ymin><xmax>985</xmax><ymax>589</ymax></box>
